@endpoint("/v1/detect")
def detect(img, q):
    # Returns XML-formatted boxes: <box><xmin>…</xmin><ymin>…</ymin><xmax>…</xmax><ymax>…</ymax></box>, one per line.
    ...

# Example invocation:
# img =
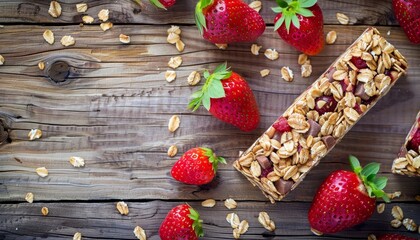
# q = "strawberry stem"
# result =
<box><xmin>272</xmin><ymin>0</ymin><xmax>316</xmax><ymax>33</ymax></box>
<box><xmin>195</xmin><ymin>0</ymin><xmax>214</xmax><ymax>35</ymax></box>
<box><xmin>149</xmin><ymin>0</ymin><xmax>167</xmax><ymax>9</ymax></box>
<box><xmin>348</xmin><ymin>155</ymin><xmax>390</xmax><ymax>202</ymax></box>
<box><xmin>201</xmin><ymin>147</ymin><xmax>226</xmax><ymax>173</ymax></box>
<box><xmin>188</xmin><ymin>206</ymin><xmax>204</xmax><ymax>237</ymax></box>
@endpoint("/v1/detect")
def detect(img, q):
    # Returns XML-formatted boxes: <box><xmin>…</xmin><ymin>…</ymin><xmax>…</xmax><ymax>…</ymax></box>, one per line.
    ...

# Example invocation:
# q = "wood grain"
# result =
<box><xmin>0</xmin><ymin>0</ymin><xmax>398</xmax><ymax>25</ymax></box>
<box><xmin>1</xmin><ymin>201</ymin><xmax>419</xmax><ymax>239</ymax></box>
<box><xmin>0</xmin><ymin>25</ymin><xmax>419</xmax><ymax>202</ymax></box>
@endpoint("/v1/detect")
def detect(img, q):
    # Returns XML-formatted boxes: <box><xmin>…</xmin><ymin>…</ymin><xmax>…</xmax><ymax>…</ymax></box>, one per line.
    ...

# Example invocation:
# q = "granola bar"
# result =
<box><xmin>392</xmin><ymin>111</ymin><xmax>420</xmax><ymax>177</ymax></box>
<box><xmin>234</xmin><ymin>27</ymin><xmax>408</xmax><ymax>203</ymax></box>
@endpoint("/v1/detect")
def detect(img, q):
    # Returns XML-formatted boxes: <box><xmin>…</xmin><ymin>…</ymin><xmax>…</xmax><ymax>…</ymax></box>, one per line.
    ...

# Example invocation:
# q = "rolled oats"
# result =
<box><xmin>76</xmin><ymin>3</ymin><xmax>88</xmax><ymax>13</ymax></box>
<box><xmin>215</xmin><ymin>43</ymin><xmax>228</xmax><ymax>50</ymax></box>
<box><xmin>224</xmin><ymin>198</ymin><xmax>237</xmax><ymax>209</ymax></box>
<box><xmin>73</xmin><ymin>232</ymin><xmax>82</xmax><ymax>240</ymax></box>
<box><xmin>119</xmin><ymin>34</ymin><xmax>130</xmax><ymax>44</ymax></box>
<box><xmin>116</xmin><ymin>201</ymin><xmax>129</xmax><ymax>215</ymax></box>
<box><xmin>391</xmin><ymin>205</ymin><xmax>403</xmax><ymax>220</ymax></box>
<box><xmin>368</xmin><ymin>234</ymin><xmax>377</xmax><ymax>240</ymax></box>
<box><xmin>326</xmin><ymin>31</ymin><xmax>337</xmax><ymax>44</ymax></box>
<box><xmin>38</xmin><ymin>61</ymin><xmax>45</xmax><ymax>70</ymax></box>
<box><xmin>281</xmin><ymin>66</ymin><xmax>294</xmax><ymax>82</ymax></box>
<box><xmin>402</xmin><ymin>218</ymin><xmax>417</xmax><ymax>231</ymax></box>
<box><xmin>238</xmin><ymin>220</ymin><xmax>249</xmax><ymax>234</ymax></box>
<box><xmin>69</xmin><ymin>156</ymin><xmax>85</xmax><ymax>167</ymax></box>
<box><xmin>376</xmin><ymin>203</ymin><xmax>385</xmax><ymax>214</ymax></box>
<box><xmin>25</xmin><ymin>192</ymin><xmax>34</xmax><ymax>203</ymax></box>
<box><xmin>43</xmin><ymin>30</ymin><xmax>55</xmax><ymax>45</ymax></box>
<box><xmin>391</xmin><ymin>219</ymin><xmax>402</xmax><ymax>228</ymax></box>
<box><xmin>187</xmin><ymin>71</ymin><xmax>201</xmax><ymax>86</ymax></box>
<box><xmin>264</xmin><ymin>49</ymin><xmax>279</xmax><ymax>60</ymax></box>
<box><xmin>249</xmin><ymin>1</ymin><xmax>262</xmax><ymax>12</ymax></box>
<box><xmin>251</xmin><ymin>44</ymin><xmax>262</xmax><ymax>55</ymax></box>
<box><xmin>133</xmin><ymin>226</ymin><xmax>146</xmax><ymax>240</ymax></box>
<box><xmin>167</xmin><ymin>33</ymin><xmax>180</xmax><ymax>44</ymax></box>
<box><xmin>82</xmin><ymin>15</ymin><xmax>94</xmax><ymax>24</ymax></box>
<box><xmin>176</xmin><ymin>40</ymin><xmax>185</xmax><ymax>52</ymax></box>
<box><xmin>28</xmin><ymin>129</ymin><xmax>42</xmax><ymax>140</ymax></box>
<box><xmin>226</xmin><ymin>213</ymin><xmax>240</xmax><ymax>228</ymax></box>
<box><xmin>100</xmin><ymin>22</ymin><xmax>113</xmax><ymax>31</ymax></box>
<box><xmin>168</xmin><ymin>56</ymin><xmax>182</xmax><ymax>69</ymax></box>
<box><xmin>168</xmin><ymin>115</ymin><xmax>180</xmax><ymax>132</ymax></box>
<box><xmin>167</xmin><ymin>25</ymin><xmax>181</xmax><ymax>35</ymax></box>
<box><xmin>258</xmin><ymin>212</ymin><xmax>275</xmax><ymax>231</ymax></box>
<box><xmin>298</xmin><ymin>53</ymin><xmax>308</xmax><ymax>65</ymax></box>
<box><xmin>260</xmin><ymin>69</ymin><xmax>270</xmax><ymax>77</ymax></box>
<box><xmin>165</xmin><ymin>70</ymin><xmax>177</xmax><ymax>82</ymax></box>
<box><xmin>301</xmin><ymin>60</ymin><xmax>312</xmax><ymax>77</ymax></box>
<box><xmin>336</xmin><ymin>13</ymin><xmax>349</xmax><ymax>25</ymax></box>
<box><xmin>387</xmin><ymin>191</ymin><xmax>401</xmax><ymax>199</ymax></box>
<box><xmin>36</xmin><ymin>167</ymin><xmax>48</xmax><ymax>177</ymax></box>
<box><xmin>41</xmin><ymin>206</ymin><xmax>49</xmax><ymax>216</ymax></box>
<box><xmin>61</xmin><ymin>35</ymin><xmax>76</xmax><ymax>47</ymax></box>
<box><xmin>48</xmin><ymin>1</ymin><xmax>62</xmax><ymax>18</ymax></box>
<box><xmin>167</xmin><ymin>145</ymin><xmax>178</xmax><ymax>157</ymax></box>
<box><xmin>98</xmin><ymin>9</ymin><xmax>109</xmax><ymax>22</ymax></box>
<box><xmin>201</xmin><ymin>199</ymin><xmax>216</xmax><ymax>208</ymax></box>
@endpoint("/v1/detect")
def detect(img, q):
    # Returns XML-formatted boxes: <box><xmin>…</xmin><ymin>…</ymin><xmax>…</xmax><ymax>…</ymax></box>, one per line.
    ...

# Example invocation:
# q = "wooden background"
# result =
<box><xmin>0</xmin><ymin>0</ymin><xmax>419</xmax><ymax>239</ymax></box>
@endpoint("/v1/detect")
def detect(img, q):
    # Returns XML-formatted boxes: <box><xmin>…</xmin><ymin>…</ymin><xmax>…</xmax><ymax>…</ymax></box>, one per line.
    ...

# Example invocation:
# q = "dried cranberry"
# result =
<box><xmin>354</xmin><ymin>104</ymin><xmax>363</xmax><ymax>115</ymax></box>
<box><xmin>340</xmin><ymin>77</ymin><xmax>354</xmax><ymax>93</ymax></box>
<box><xmin>407</xmin><ymin>128</ymin><xmax>420</xmax><ymax>152</ymax></box>
<box><xmin>261</xmin><ymin>166</ymin><xmax>274</xmax><ymax>178</ymax></box>
<box><xmin>350</xmin><ymin>56</ymin><xmax>367</xmax><ymax>69</ymax></box>
<box><xmin>273</xmin><ymin>117</ymin><xmax>291</xmax><ymax>133</ymax></box>
<box><xmin>314</xmin><ymin>95</ymin><xmax>338</xmax><ymax>115</ymax></box>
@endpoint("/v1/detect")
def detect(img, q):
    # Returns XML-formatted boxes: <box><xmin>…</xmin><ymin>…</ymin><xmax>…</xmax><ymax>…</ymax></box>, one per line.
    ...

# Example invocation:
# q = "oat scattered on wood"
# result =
<box><xmin>36</xmin><ymin>167</ymin><xmax>49</xmax><ymax>177</ymax></box>
<box><xmin>215</xmin><ymin>43</ymin><xmax>228</xmax><ymax>50</ymax></box>
<box><xmin>48</xmin><ymin>1</ymin><xmax>62</xmax><ymax>18</ymax></box>
<box><xmin>25</xmin><ymin>193</ymin><xmax>34</xmax><ymax>203</ymax></box>
<box><xmin>100</xmin><ymin>22</ymin><xmax>113</xmax><ymax>31</ymax></box>
<box><xmin>133</xmin><ymin>226</ymin><xmax>146</xmax><ymax>240</ymax></box>
<box><xmin>251</xmin><ymin>44</ymin><xmax>262</xmax><ymax>55</ymax></box>
<box><xmin>387</xmin><ymin>191</ymin><xmax>402</xmax><ymax>199</ymax></box>
<box><xmin>38</xmin><ymin>61</ymin><xmax>45</xmax><ymax>70</ymax></box>
<box><xmin>0</xmin><ymin>55</ymin><xmax>4</xmax><ymax>65</ymax></box>
<box><xmin>377</xmin><ymin>203</ymin><xmax>385</xmax><ymax>214</ymax></box>
<box><xmin>167</xmin><ymin>25</ymin><xmax>181</xmax><ymax>35</ymax></box>
<box><xmin>226</xmin><ymin>213</ymin><xmax>240</xmax><ymax>228</ymax></box>
<box><xmin>249</xmin><ymin>1</ymin><xmax>262</xmax><ymax>12</ymax></box>
<box><xmin>28</xmin><ymin>129</ymin><xmax>42</xmax><ymax>140</ymax></box>
<box><xmin>336</xmin><ymin>13</ymin><xmax>349</xmax><ymax>25</ymax></box>
<box><xmin>116</xmin><ymin>201</ymin><xmax>129</xmax><ymax>215</ymax></box>
<box><xmin>326</xmin><ymin>30</ymin><xmax>337</xmax><ymax>44</ymax></box>
<box><xmin>187</xmin><ymin>71</ymin><xmax>201</xmax><ymax>86</ymax></box>
<box><xmin>237</xmin><ymin>220</ymin><xmax>249</xmax><ymax>234</ymax></box>
<box><xmin>82</xmin><ymin>15</ymin><xmax>94</xmax><ymax>24</ymax></box>
<box><xmin>391</xmin><ymin>219</ymin><xmax>402</xmax><ymax>228</ymax></box>
<box><xmin>224</xmin><ymin>198</ymin><xmax>237</xmax><ymax>209</ymax></box>
<box><xmin>402</xmin><ymin>218</ymin><xmax>417</xmax><ymax>231</ymax></box>
<box><xmin>119</xmin><ymin>34</ymin><xmax>130</xmax><ymax>44</ymax></box>
<box><xmin>176</xmin><ymin>40</ymin><xmax>185</xmax><ymax>52</ymax></box>
<box><xmin>61</xmin><ymin>35</ymin><xmax>75</xmax><ymax>46</ymax></box>
<box><xmin>98</xmin><ymin>9</ymin><xmax>109</xmax><ymax>22</ymax></box>
<box><xmin>167</xmin><ymin>33</ymin><xmax>180</xmax><ymax>44</ymax></box>
<box><xmin>168</xmin><ymin>115</ymin><xmax>180</xmax><ymax>132</ymax></box>
<box><xmin>165</xmin><ymin>70</ymin><xmax>177</xmax><ymax>83</ymax></box>
<box><xmin>264</xmin><ymin>49</ymin><xmax>279</xmax><ymax>60</ymax></box>
<box><xmin>258</xmin><ymin>212</ymin><xmax>275</xmax><ymax>231</ymax></box>
<box><xmin>368</xmin><ymin>234</ymin><xmax>377</xmax><ymax>240</ymax></box>
<box><xmin>69</xmin><ymin>156</ymin><xmax>85</xmax><ymax>167</ymax></box>
<box><xmin>260</xmin><ymin>69</ymin><xmax>270</xmax><ymax>77</ymax></box>
<box><xmin>43</xmin><ymin>30</ymin><xmax>55</xmax><ymax>45</ymax></box>
<box><xmin>167</xmin><ymin>145</ymin><xmax>178</xmax><ymax>157</ymax></box>
<box><xmin>298</xmin><ymin>53</ymin><xmax>308</xmax><ymax>65</ymax></box>
<box><xmin>76</xmin><ymin>3</ymin><xmax>88</xmax><ymax>13</ymax></box>
<box><xmin>168</xmin><ymin>56</ymin><xmax>182</xmax><ymax>69</ymax></box>
<box><xmin>201</xmin><ymin>199</ymin><xmax>216</xmax><ymax>208</ymax></box>
<box><xmin>281</xmin><ymin>66</ymin><xmax>294</xmax><ymax>82</ymax></box>
<box><xmin>391</xmin><ymin>205</ymin><xmax>404</xmax><ymax>220</ymax></box>
<box><xmin>41</xmin><ymin>207</ymin><xmax>49</xmax><ymax>216</ymax></box>
<box><xmin>301</xmin><ymin>60</ymin><xmax>312</xmax><ymax>77</ymax></box>
<box><xmin>73</xmin><ymin>232</ymin><xmax>82</xmax><ymax>240</ymax></box>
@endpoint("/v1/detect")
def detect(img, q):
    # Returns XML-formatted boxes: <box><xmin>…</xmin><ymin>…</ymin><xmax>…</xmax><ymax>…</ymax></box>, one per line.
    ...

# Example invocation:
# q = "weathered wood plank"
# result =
<box><xmin>0</xmin><ymin>0</ymin><xmax>398</xmax><ymax>26</ymax></box>
<box><xmin>1</xmin><ymin>201</ymin><xmax>419</xmax><ymax>239</ymax></box>
<box><xmin>0</xmin><ymin>25</ymin><xmax>419</xmax><ymax>202</ymax></box>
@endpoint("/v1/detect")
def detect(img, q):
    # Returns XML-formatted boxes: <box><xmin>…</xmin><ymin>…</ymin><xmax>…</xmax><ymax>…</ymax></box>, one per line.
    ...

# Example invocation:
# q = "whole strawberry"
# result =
<box><xmin>392</xmin><ymin>0</ymin><xmax>420</xmax><ymax>44</ymax></box>
<box><xmin>189</xmin><ymin>63</ymin><xmax>260</xmax><ymax>131</ymax></box>
<box><xmin>377</xmin><ymin>233</ymin><xmax>417</xmax><ymax>240</ymax></box>
<box><xmin>308</xmin><ymin>156</ymin><xmax>389</xmax><ymax>235</ymax></box>
<box><xmin>171</xmin><ymin>147</ymin><xmax>226</xmax><ymax>185</ymax></box>
<box><xmin>159</xmin><ymin>204</ymin><xmax>203</xmax><ymax>240</ymax></box>
<box><xmin>195</xmin><ymin>0</ymin><xmax>266</xmax><ymax>44</ymax></box>
<box><xmin>273</xmin><ymin>0</ymin><xmax>324</xmax><ymax>55</ymax></box>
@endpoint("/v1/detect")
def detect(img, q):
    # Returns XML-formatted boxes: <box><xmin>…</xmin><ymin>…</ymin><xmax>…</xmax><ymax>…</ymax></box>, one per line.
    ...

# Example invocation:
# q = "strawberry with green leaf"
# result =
<box><xmin>195</xmin><ymin>0</ymin><xmax>266</xmax><ymax>44</ymax></box>
<box><xmin>308</xmin><ymin>156</ymin><xmax>389</xmax><ymax>235</ymax></box>
<box><xmin>159</xmin><ymin>204</ymin><xmax>204</xmax><ymax>240</ymax></box>
<box><xmin>273</xmin><ymin>0</ymin><xmax>324</xmax><ymax>55</ymax></box>
<box><xmin>171</xmin><ymin>147</ymin><xmax>226</xmax><ymax>185</ymax></box>
<box><xmin>188</xmin><ymin>63</ymin><xmax>260</xmax><ymax>132</ymax></box>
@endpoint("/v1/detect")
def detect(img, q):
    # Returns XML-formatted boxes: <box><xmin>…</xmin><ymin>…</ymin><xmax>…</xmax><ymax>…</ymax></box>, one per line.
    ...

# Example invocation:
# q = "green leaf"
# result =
<box><xmin>275</xmin><ymin>0</ymin><xmax>289</xmax><ymax>8</ymax></box>
<box><xmin>300</xmin><ymin>0</ymin><xmax>317</xmax><ymax>8</ymax></box>
<box><xmin>291</xmin><ymin>14</ymin><xmax>300</xmax><ymax>29</ymax></box>
<box><xmin>188</xmin><ymin>207</ymin><xmax>204</xmax><ymax>237</ymax></box>
<box><xmin>202</xmin><ymin>92</ymin><xmax>211</xmax><ymax>110</ymax></box>
<box><xmin>274</xmin><ymin>15</ymin><xmax>286</xmax><ymax>31</ymax></box>
<box><xmin>349</xmin><ymin>155</ymin><xmax>362</xmax><ymax>174</ymax></box>
<box><xmin>382</xmin><ymin>194</ymin><xmax>390</xmax><ymax>203</ymax></box>
<box><xmin>271</xmin><ymin>6</ymin><xmax>283</xmax><ymax>13</ymax></box>
<box><xmin>373</xmin><ymin>176</ymin><xmax>387</xmax><ymax>190</ymax></box>
<box><xmin>149</xmin><ymin>0</ymin><xmax>167</xmax><ymax>9</ymax></box>
<box><xmin>365</xmin><ymin>185</ymin><xmax>372</xmax><ymax>197</ymax></box>
<box><xmin>284</xmin><ymin>13</ymin><xmax>292</xmax><ymax>33</ymax></box>
<box><xmin>208</xmin><ymin>80</ymin><xmax>225</xmax><ymax>98</ymax></box>
<box><xmin>296</xmin><ymin>8</ymin><xmax>314</xmax><ymax>17</ymax></box>
<box><xmin>361</xmin><ymin>163</ymin><xmax>380</xmax><ymax>177</ymax></box>
<box><xmin>203</xmin><ymin>70</ymin><xmax>210</xmax><ymax>79</ymax></box>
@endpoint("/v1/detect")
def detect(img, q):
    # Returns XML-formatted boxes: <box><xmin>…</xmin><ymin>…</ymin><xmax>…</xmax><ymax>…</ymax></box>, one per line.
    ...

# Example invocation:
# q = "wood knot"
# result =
<box><xmin>0</xmin><ymin>120</ymin><xmax>10</xmax><ymax>145</ymax></box>
<box><xmin>46</xmin><ymin>61</ymin><xmax>71</xmax><ymax>85</ymax></box>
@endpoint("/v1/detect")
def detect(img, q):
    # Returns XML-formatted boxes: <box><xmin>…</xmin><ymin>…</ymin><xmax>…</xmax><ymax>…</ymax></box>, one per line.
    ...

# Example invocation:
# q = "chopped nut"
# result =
<box><xmin>301</xmin><ymin>60</ymin><xmax>312</xmax><ymax>77</ymax></box>
<box><xmin>43</xmin><ymin>30</ymin><xmax>55</xmax><ymax>45</ymax></box>
<box><xmin>165</xmin><ymin>70</ymin><xmax>176</xmax><ymax>83</ymax></box>
<box><xmin>281</xmin><ymin>66</ymin><xmax>294</xmax><ymax>82</ymax></box>
<box><xmin>187</xmin><ymin>71</ymin><xmax>201</xmax><ymax>86</ymax></box>
<box><xmin>41</xmin><ymin>206</ymin><xmax>49</xmax><ymax>216</ymax></box>
<box><xmin>48</xmin><ymin>1</ymin><xmax>62</xmax><ymax>18</ymax></box>
<box><xmin>38</xmin><ymin>61</ymin><xmax>45</xmax><ymax>70</ymax></box>
<box><xmin>98</xmin><ymin>9</ymin><xmax>109</xmax><ymax>22</ymax></box>
<box><xmin>264</xmin><ymin>49</ymin><xmax>279</xmax><ymax>60</ymax></box>
<box><xmin>36</xmin><ymin>167</ymin><xmax>49</xmax><ymax>177</ymax></box>
<box><xmin>377</xmin><ymin>203</ymin><xmax>385</xmax><ymax>214</ymax></box>
<box><xmin>260</xmin><ymin>69</ymin><xmax>270</xmax><ymax>77</ymax></box>
<box><xmin>168</xmin><ymin>56</ymin><xmax>182</xmax><ymax>69</ymax></box>
<box><xmin>73</xmin><ymin>232</ymin><xmax>82</xmax><ymax>240</ymax></box>
<box><xmin>238</xmin><ymin>220</ymin><xmax>249</xmax><ymax>234</ymax></box>
<box><xmin>0</xmin><ymin>55</ymin><xmax>4</xmax><ymax>65</ymax></box>
<box><xmin>168</xmin><ymin>115</ymin><xmax>180</xmax><ymax>132</ymax></box>
<box><xmin>215</xmin><ymin>43</ymin><xmax>228</xmax><ymax>49</ymax></box>
<box><xmin>336</xmin><ymin>13</ymin><xmax>349</xmax><ymax>25</ymax></box>
<box><xmin>100</xmin><ymin>22</ymin><xmax>113</xmax><ymax>31</ymax></box>
<box><xmin>251</xmin><ymin>44</ymin><xmax>262</xmax><ymax>55</ymax></box>
<box><xmin>402</xmin><ymin>218</ymin><xmax>417</xmax><ymax>231</ymax></box>
<box><xmin>133</xmin><ymin>226</ymin><xmax>146</xmax><ymax>240</ymax></box>
<box><xmin>176</xmin><ymin>40</ymin><xmax>185</xmax><ymax>52</ymax></box>
<box><xmin>226</xmin><ymin>213</ymin><xmax>240</xmax><ymax>228</ymax></box>
<box><xmin>167</xmin><ymin>25</ymin><xmax>181</xmax><ymax>35</ymax></box>
<box><xmin>201</xmin><ymin>199</ymin><xmax>216</xmax><ymax>208</ymax></box>
<box><xmin>326</xmin><ymin>30</ymin><xmax>337</xmax><ymax>44</ymax></box>
<box><xmin>82</xmin><ymin>15</ymin><xmax>94</xmax><ymax>24</ymax></box>
<box><xmin>391</xmin><ymin>219</ymin><xmax>402</xmax><ymax>228</ymax></box>
<box><xmin>28</xmin><ymin>129</ymin><xmax>42</xmax><ymax>140</ymax></box>
<box><xmin>61</xmin><ymin>35</ymin><xmax>76</xmax><ymax>47</ymax></box>
<box><xmin>249</xmin><ymin>1</ymin><xmax>262</xmax><ymax>12</ymax></box>
<box><xmin>298</xmin><ymin>53</ymin><xmax>308</xmax><ymax>65</ymax></box>
<box><xmin>76</xmin><ymin>3</ymin><xmax>88</xmax><ymax>13</ymax></box>
<box><xmin>25</xmin><ymin>192</ymin><xmax>34</xmax><ymax>203</ymax></box>
<box><xmin>119</xmin><ymin>34</ymin><xmax>130</xmax><ymax>44</ymax></box>
<box><xmin>116</xmin><ymin>201</ymin><xmax>129</xmax><ymax>215</ymax></box>
<box><xmin>167</xmin><ymin>145</ymin><xmax>178</xmax><ymax>157</ymax></box>
<box><xmin>224</xmin><ymin>198</ymin><xmax>237</xmax><ymax>209</ymax></box>
<box><xmin>391</xmin><ymin>205</ymin><xmax>403</xmax><ymax>220</ymax></box>
<box><xmin>69</xmin><ymin>156</ymin><xmax>85</xmax><ymax>167</ymax></box>
<box><xmin>167</xmin><ymin>33</ymin><xmax>180</xmax><ymax>44</ymax></box>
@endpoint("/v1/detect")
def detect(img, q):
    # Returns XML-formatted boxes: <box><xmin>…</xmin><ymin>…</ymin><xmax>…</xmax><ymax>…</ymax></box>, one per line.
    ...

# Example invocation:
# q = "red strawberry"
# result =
<box><xmin>308</xmin><ymin>156</ymin><xmax>389</xmax><ymax>235</ymax></box>
<box><xmin>377</xmin><ymin>233</ymin><xmax>417</xmax><ymax>240</ymax></box>
<box><xmin>189</xmin><ymin>63</ymin><xmax>260</xmax><ymax>131</ymax></box>
<box><xmin>159</xmin><ymin>204</ymin><xmax>204</xmax><ymax>240</ymax></box>
<box><xmin>195</xmin><ymin>0</ymin><xmax>266</xmax><ymax>44</ymax></box>
<box><xmin>171</xmin><ymin>147</ymin><xmax>226</xmax><ymax>185</ymax></box>
<box><xmin>392</xmin><ymin>0</ymin><xmax>420</xmax><ymax>44</ymax></box>
<box><xmin>407</xmin><ymin>128</ymin><xmax>420</xmax><ymax>152</ymax></box>
<box><xmin>133</xmin><ymin>0</ymin><xmax>175</xmax><ymax>9</ymax></box>
<box><xmin>273</xmin><ymin>0</ymin><xmax>324</xmax><ymax>55</ymax></box>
